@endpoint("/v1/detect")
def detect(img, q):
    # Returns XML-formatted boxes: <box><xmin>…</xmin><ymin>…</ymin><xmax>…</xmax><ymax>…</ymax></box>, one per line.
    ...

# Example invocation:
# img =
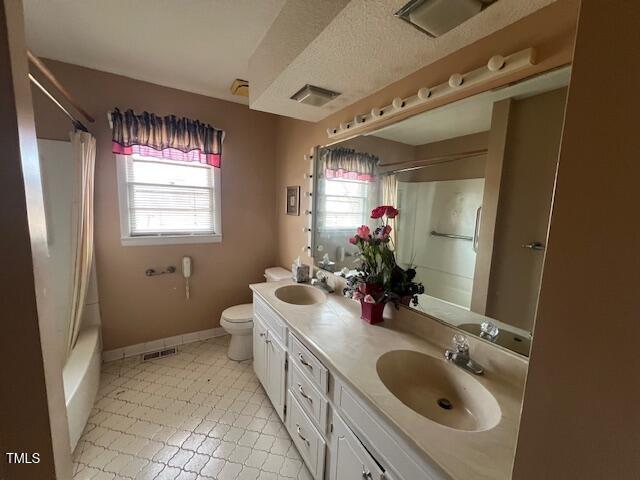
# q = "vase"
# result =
<box><xmin>360</xmin><ymin>300</ymin><xmax>385</xmax><ymax>324</ymax></box>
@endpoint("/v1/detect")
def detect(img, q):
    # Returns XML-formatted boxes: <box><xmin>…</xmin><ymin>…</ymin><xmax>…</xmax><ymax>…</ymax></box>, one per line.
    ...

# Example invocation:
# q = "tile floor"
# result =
<box><xmin>72</xmin><ymin>336</ymin><xmax>312</xmax><ymax>480</ymax></box>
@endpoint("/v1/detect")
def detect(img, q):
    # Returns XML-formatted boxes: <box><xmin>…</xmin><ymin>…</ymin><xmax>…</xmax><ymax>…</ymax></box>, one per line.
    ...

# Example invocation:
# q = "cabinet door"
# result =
<box><xmin>330</xmin><ymin>413</ymin><xmax>384</xmax><ymax>480</ymax></box>
<box><xmin>266</xmin><ymin>333</ymin><xmax>287</xmax><ymax>421</ymax></box>
<box><xmin>253</xmin><ymin>315</ymin><xmax>268</xmax><ymax>386</ymax></box>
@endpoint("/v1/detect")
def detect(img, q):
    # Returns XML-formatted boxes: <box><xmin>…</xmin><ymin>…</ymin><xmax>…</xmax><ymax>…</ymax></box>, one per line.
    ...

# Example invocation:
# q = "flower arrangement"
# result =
<box><xmin>344</xmin><ymin>205</ymin><xmax>425</xmax><ymax>323</ymax></box>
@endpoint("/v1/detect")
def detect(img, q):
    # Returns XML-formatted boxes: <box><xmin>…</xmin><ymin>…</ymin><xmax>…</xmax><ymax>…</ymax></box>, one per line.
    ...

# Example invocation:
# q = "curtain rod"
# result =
<box><xmin>380</xmin><ymin>148</ymin><xmax>489</xmax><ymax>174</ymax></box>
<box><xmin>27</xmin><ymin>49</ymin><xmax>95</xmax><ymax>125</ymax></box>
<box><xmin>29</xmin><ymin>74</ymin><xmax>88</xmax><ymax>132</ymax></box>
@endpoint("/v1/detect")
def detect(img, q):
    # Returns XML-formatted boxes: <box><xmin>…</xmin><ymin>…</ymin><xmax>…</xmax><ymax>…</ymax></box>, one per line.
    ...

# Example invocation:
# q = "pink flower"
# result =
<box><xmin>377</xmin><ymin>225</ymin><xmax>392</xmax><ymax>240</ymax></box>
<box><xmin>371</xmin><ymin>206</ymin><xmax>386</xmax><ymax>219</ymax></box>
<box><xmin>352</xmin><ymin>291</ymin><xmax>364</xmax><ymax>301</ymax></box>
<box><xmin>385</xmin><ymin>206</ymin><xmax>399</xmax><ymax>219</ymax></box>
<box><xmin>364</xmin><ymin>294</ymin><xmax>376</xmax><ymax>304</ymax></box>
<box><xmin>356</xmin><ymin>225</ymin><xmax>371</xmax><ymax>239</ymax></box>
<box><xmin>348</xmin><ymin>236</ymin><xmax>358</xmax><ymax>245</ymax></box>
<box><xmin>357</xmin><ymin>283</ymin><xmax>367</xmax><ymax>294</ymax></box>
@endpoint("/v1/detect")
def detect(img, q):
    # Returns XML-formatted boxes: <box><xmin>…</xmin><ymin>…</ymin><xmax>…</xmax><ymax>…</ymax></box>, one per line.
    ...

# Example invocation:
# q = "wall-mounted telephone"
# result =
<box><xmin>182</xmin><ymin>256</ymin><xmax>192</xmax><ymax>300</ymax></box>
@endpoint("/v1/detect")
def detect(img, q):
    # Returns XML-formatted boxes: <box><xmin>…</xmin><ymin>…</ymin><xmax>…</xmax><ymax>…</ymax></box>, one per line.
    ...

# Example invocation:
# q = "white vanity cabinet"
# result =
<box><xmin>253</xmin><ymin>303</ymin><xmax>287</xmax><ymax>421</ymax></box>
<box><xmin>252</xmin><ymin>292</ymin><xmax>444</xmax><ymax>480</ymax></box>
<box><xmin>330</xmin><ymin>411</ymin><xmax>384</xmax><ymax>480</ymax></box>
<box><xmin>252</xmin><ymin>315</ymin><xmax>267</xmax><ymax>385</ymax></box>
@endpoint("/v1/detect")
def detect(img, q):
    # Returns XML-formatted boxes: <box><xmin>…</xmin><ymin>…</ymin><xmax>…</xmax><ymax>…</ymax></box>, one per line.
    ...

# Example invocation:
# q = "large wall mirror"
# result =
<box><xmin>312</xmin><ymin>66</ymin><xmax>570</xmax><ymax>357</ymax></box>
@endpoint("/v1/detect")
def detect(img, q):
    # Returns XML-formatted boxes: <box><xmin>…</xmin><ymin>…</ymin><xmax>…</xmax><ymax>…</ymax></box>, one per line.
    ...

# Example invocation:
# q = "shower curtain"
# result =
<box><xmin>66</xmin><ymin>131</ymin><xmax>96</xmax><ymax>358</ymax></box>
<box><xmin>382</xmin><ymin>173</ymin><xmax>398</xmax><ymax>245</ymax></box>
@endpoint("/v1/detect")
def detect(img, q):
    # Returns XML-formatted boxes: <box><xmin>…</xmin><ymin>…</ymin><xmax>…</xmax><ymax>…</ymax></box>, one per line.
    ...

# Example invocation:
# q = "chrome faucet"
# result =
<box><xmin>444</xmin><ymin>334</ymin><xmax>484</xmax><ymax>375</ymax></box>
<box><xmin>311</xmin><ymin>270</ymin><xmax>335</xmax><ymax>293</ymax></box>
<box><xmin>480</xmin><ymin>321</ymin><xmax>499</xmax><ymax>343</ymax></box>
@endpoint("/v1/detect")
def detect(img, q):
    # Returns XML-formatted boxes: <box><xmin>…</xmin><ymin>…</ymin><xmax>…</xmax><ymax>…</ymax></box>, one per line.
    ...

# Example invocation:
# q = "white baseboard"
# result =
<box><xmin>103</xmin><ymin>327</ymin><xmax>227</xmax><ymax>363</ymax></box>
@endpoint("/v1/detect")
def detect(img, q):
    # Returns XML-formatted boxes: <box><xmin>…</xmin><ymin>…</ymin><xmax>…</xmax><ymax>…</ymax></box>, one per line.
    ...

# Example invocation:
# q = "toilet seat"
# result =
<box><xmin>221</xmin><ymin>304</ymin><xmax>253</xmax><ymax>324</ymax></box>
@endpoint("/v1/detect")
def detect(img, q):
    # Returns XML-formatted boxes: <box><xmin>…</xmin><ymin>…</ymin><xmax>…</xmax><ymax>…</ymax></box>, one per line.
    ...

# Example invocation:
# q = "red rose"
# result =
<box><xmin>371</xmin><ymin>206</ymin><xmax>387</xmax><ymax>219</ymax></box>
<box><xmin>348</xmin><ymin>236</ymin><xmax>358</xmax><ymax>245</ymax></box>
<box><xmin>385</xmin><ymin>206</ymin><xmax>399</xmax><ymax>218</ymax></box>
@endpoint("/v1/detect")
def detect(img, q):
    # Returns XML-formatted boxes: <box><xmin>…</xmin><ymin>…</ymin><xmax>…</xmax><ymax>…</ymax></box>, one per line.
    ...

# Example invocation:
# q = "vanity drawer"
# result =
<box><xmin>253</xmin><ymin>294</ymin><xmax>287</xmax><ymax>343</ymax></box>
<box><xmin>289</xmin><ymin>361</ymin><xmax>328</xmax><ymax>434</ymax></box>
<box><xmin>286</xmin><ymin>391</ymin><xmax>326</xmax><ymax>480</ymax></box>
<box><xmin>334</xmin><ymin>378</ymin><xmax>445</xmax><ymax>480</ymax></box>
<box><xmin>289</xmin><ymin>333</ymin><xmax>329</xmax><ymax>394</ymax></box>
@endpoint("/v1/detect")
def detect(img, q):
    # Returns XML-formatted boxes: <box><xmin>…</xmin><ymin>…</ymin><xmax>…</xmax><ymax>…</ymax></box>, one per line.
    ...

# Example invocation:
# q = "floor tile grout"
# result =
<box><xmin>72</xmin><ymin>336</ymin><xmax>311</xmax><ymax>480</ymax></box>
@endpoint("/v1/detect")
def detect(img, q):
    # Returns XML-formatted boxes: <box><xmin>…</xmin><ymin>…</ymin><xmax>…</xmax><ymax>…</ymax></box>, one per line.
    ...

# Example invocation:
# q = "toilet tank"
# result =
<box><xmin>264</xmin><ymin>267</ymin><xmax>291</xmax><ymax>282</ymax></box>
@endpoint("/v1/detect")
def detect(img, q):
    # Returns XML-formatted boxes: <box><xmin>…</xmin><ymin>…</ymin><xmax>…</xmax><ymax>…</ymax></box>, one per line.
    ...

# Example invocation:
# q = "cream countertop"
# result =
<box><xmin>250</xmin><ymin>279</ymin><xmax>528</xmax><ymax>480</ymax></box>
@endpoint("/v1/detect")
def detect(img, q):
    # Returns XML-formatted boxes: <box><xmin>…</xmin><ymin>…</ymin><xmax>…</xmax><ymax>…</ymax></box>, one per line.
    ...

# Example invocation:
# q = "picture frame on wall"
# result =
<box><xmin>286</xmin><ymin>186</ymin><xmax>300</xmax><ymax>216</ymax></box>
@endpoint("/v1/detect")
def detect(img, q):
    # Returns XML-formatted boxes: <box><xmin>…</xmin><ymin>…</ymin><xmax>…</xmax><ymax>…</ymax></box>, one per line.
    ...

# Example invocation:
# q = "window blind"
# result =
<box><xmin>321</xmin><ymin>179</ymin><xmax>369</xmax><ymax>229</ymax></box>
<box><xmin>126</xmin><ymin>156</ymin><xmax>215</xmax><ymax>236</ymax></box>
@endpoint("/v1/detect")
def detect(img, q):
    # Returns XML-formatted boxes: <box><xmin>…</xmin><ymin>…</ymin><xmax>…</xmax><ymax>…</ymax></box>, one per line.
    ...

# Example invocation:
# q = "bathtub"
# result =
<box><xmin>63</xmin><ymin>325</ymin><xmax>101</xmax><ymax>450</ymax></box>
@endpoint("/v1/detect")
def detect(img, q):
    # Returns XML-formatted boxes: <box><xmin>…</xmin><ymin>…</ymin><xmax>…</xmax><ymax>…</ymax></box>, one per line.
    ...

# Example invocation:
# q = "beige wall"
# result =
<box><xmin>274</xmin><ymin>0</ymin><xmax>578</xmax><ymax>268</ymax></box>
<box><xmin>513</xmin><ymin>1</ymin><xmax>640</xmax><ymax>477</ymax></box>
<box><xmin>32</xmin><ymin>61</ymin><xmax>279</xmax><ymax>350</ymax></box>
<box><xmin>1</xmin><ymin>0</ymin><xmax>69</xmax><ymax>477</ymax></box>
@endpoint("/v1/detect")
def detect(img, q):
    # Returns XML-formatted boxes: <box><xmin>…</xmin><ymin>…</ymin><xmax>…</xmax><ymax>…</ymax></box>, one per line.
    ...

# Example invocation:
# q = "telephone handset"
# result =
<box><xmin>182</xmin><ymin>256</ymin><xmax>192</xmax><ymax>300</ymax></box>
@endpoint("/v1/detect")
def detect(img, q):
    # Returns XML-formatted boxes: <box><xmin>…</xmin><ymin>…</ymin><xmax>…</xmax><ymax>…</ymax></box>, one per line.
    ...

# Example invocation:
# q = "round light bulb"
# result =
<box><xmin>392</xmin><ymin>97</ymin><xmax>405</xmax><ymax>109</ymax></box>
<box><xmin>417</xmin><ymin>87</ymin><xmax>431</xmax><ymax>100</ymax></box>
<box><xmin>487</xmin><ymin>55</ymin><xmax>505</xmax><ymax>72</ymax></box>
<box><xmin>449</xmin><ymin>73</ymin><xmax>463</xmax><ymax>88</ymax></box>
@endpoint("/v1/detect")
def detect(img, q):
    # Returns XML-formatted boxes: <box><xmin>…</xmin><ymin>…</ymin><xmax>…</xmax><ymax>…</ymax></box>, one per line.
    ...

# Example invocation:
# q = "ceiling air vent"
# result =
<box><xmin>395</xmin><ymin>0</ymin><xmax>497</xmax><ymax>38</ymax></box>
<box><xmin>290</xmin><ymin>84</ymin><xmax>340</xmax><ymax>107</ymax></box>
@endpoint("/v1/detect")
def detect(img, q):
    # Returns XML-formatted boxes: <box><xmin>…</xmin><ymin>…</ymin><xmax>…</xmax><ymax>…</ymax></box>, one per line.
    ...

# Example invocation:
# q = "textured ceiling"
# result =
<box><xmin>372</xmin><ymin>66</ymin><xmax>570</xmax><ymax>145</ymax></box>
<box><xmin>22</xmin><ymin>0</ymin><xmax>286</xmax><ymax>105</ymax></box>
<box><xmin>23</xmin><ymin>0</ymin><xmax>560</xmax><ymax>119</ymax></box>
<box><xmin>250</xmin><ymin>0</ymin><xmax>559</xmax><ymax>121</ymax></box>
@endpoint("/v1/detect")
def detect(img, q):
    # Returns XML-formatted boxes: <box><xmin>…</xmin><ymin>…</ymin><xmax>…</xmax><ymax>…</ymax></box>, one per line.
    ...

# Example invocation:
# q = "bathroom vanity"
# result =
<box><xmin>250</xmin><ymin>281</ymin><xmax>527</xmax><ymax>480</ymax></box>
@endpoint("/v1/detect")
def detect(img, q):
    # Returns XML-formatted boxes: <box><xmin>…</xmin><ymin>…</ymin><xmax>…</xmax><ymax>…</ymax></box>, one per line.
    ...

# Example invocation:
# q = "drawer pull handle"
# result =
<box><xmin>298</xmin><ymin>353</ymin><xmax>313</xmax><ymax>369</ymax></box>
<box><xmin>297</xmin><ymin>384</ymin><xmax>313</xmax><ymax>403</ymax></box>
<box><xmin>259</xmin><ymin>332</ymin><xmax>266</xmax><ymax>337</ymax></box>
<box><xmin>362</xmin><ymin>467</ymin><xmax>372</xmax><ymax>479</ymax></box>
<box><xmin>296</xmin><ymin>424</ymin><xmax>310</xmax><ymax>446</ymax></box>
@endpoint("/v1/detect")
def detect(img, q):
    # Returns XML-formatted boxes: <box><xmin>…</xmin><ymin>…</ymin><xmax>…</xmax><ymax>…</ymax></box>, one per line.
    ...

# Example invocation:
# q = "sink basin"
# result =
<box><xmin>376</xmin><ymin>350</ymin><xmax>501</xmax><ymax>432</ymax></box>
<box><xmin>274</xmin><ymin>284</ymin><xmax>326</xmax><ymax>306</ymax></box>
<box><xmin>458</xmin><ymin>323</ymin><xmax>532</xmax><ymax>356</ymax></box>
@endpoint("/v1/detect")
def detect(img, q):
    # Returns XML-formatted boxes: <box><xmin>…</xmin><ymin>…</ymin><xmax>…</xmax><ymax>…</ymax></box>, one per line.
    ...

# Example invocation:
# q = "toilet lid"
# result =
<box><xmin>221</xmin><ymin>304</ymin><xmax>253</xmax><ymax>323</ymax></box>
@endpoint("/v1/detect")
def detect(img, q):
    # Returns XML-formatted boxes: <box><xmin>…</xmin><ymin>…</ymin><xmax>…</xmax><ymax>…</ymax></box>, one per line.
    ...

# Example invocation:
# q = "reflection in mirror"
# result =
<box><xmin>313</xmin><ymin>67</ymin><xmax>570</xmax><ymax>357</ymax></box>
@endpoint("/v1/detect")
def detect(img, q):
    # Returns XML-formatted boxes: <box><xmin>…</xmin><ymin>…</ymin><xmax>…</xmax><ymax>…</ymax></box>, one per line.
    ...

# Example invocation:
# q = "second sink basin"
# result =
<box><xmin>274</xmin><ymin>284</ymin><xmax>326</xmax><ymax>306</ymax></box>
<box><xmin>376</xmin><ymin>350</ymin><xmax>501</xmax><ymax>432</ymax></box>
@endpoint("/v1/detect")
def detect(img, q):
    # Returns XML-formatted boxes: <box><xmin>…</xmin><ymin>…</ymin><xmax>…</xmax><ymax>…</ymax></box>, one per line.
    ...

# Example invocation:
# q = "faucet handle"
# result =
<box><xmin>452</xmin><ymin>334</ymin><xmax>469</xmax><ymax>353</ymax></box>
<box><xmin>480</xmin><ymin>321</ymin><xmax>499</xmax><ymax>341</ymax></box>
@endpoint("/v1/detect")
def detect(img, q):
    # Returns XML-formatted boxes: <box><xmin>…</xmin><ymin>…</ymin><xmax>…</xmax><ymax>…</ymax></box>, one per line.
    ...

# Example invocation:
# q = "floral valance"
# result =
<box><xmin>110</xmin><ymin>108</ymin><xmax>224</xmax><ymax>168</ymax></box>
<box><xmin>321</xmin><ymin>147</ymin><xmax>378</xmax><ymax>182</ymax></box>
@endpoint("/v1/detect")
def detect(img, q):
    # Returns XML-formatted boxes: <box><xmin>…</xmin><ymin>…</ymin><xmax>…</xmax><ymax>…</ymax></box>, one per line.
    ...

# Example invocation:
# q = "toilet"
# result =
<box><xmin>220</xmin><ymin>267</ymin><xmax>291</xmax><ymax>361</ymax></box>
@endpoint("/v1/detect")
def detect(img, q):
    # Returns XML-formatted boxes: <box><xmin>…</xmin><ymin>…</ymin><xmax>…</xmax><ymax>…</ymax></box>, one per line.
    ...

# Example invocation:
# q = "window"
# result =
<box><xmin>117</xmin><ymin>154</ymin><xmax>221</xmax><ymax>246</ymax></box>
<box><xmin>321</xmin><ymin>178</ymin><xmax>369</xmax><ymax>230</ymax></box>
